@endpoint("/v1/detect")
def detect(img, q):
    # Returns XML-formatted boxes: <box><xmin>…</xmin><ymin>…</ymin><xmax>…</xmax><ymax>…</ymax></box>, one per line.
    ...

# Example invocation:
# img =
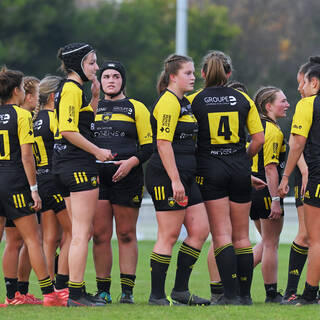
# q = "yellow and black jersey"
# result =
<box><xmin>53</xmin><ymin>79</ymin><xmax>96</xmax><ymax>173</ymax></box>
<box><xmin>189</xmin><ymin>87</ymin><xmax>263</xmax><ymax>158</ymax></box>
<box><xmin>0</xmin><ymin>104</ymin><xmax>34</xmax><ymax>171</ymax></box>
<box><xmin>33</xmin><ymin>109</ymin><xmax>56</xmax><ymax>174</ymax></box>
<box><xmin>250</xmin><ymin>119</ymin><xmax>286</xmax><ymax>181</ymax></box>
<box><xmin>149</xmin><ymin>89</ymin><xmax>198</xmax><ymax>172</ymax></box>
<box><xmin>94</xmin><ymin>97</ymin><xmax>152</xmax><ymax>161</ymax></box>
<box><xmin>291</xmin><ymin>95</ymin><xmax>320</xmax><ymax>179</ymax></box>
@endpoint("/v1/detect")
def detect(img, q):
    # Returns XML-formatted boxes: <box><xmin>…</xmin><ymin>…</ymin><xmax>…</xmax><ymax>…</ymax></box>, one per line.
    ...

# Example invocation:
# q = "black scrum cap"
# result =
<box><xmin>99</xmin><ymin>61</ymin><xmax>126</xmax><ymax>95</ymax></box>
<box><xmin>58</xmin><ymin>43</ymin><xmax>94</xmax><ymax>82</ymax></box>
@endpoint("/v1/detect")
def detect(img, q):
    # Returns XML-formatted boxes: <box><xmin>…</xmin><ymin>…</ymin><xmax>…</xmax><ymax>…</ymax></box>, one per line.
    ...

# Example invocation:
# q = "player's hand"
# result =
<box><xmin>172</xmin><ymin>179</ymin><xmax>185</xmax><ymax>203</ymax></box>
<box><xmin>251</xmin><ymin>175</ymin><xmax>267</xmax><ymax>190</ymax></box>
<box><xmin>269</xmin><ymin>200</ymin><xmax>282</xmax><ymax>220</ymax></box>
<box><xmin>31</xmin><ymin>191</ymin><xmax>42</xmax><ymax>212</ymax></box>
<box><xmin>278</xmin><ymin>176</ymin><xmax>289</xmax><ymax>198</ymax></box>
<box><xmin>91</xmin><ymin>75</ymin><xmax>100</xmax><ymax>99</ymax></box>
<box><xmin>112</xmin><ymin>159</ymin><xmax>134</xmax><ymax>182</ymax></box>
<box><xmin>95</xmin><ymin>148</ymin><xmax>114</xmax><ymax>162</ymax></box>
<box><xmin>301</xmin><ymin>170</ymin><xmax>308</xmax><ymax>197</ymax></box>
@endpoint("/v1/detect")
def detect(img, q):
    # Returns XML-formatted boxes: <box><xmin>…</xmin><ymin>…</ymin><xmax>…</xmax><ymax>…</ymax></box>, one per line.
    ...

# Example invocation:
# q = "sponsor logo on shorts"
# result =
<box><xmin>304</xmin><ymin>190</ymin><xmax>310</xmax><ymax>199</ymax></box>
<box><xmin>132</xmin><ymin>195</ymin><xmax>140</xmax><ymax>203</ymax></box>
<box><xmin>168</xmin><ymin>197</ymin><xmax>176</xmax><ymax>207</ymax></box>
<box><xmin>28</xmin><ymin>202</ymin><xmax>35</xmax><ymax>212</ymax></box>
<box><xmin>91</xmin><ymin>176</ymin><xmax>98</xmax><ymax>187</ymax></box>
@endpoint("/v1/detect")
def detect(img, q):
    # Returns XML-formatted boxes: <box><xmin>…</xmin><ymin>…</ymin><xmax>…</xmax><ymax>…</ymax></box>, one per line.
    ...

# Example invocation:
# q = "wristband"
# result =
<box><xmin>272</xmin><ymin>196</ymin><xmax>280</xmax><ymax>202</ymax></box>
<box><xmin>30</xmin><ymin>184</ymin><xmax>38</xmax><ymax>192</ymax></box>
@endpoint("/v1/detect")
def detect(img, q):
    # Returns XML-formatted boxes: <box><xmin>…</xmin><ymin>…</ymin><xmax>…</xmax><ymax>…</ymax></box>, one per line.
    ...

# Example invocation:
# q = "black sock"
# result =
<box><xmin>55</xmin><ymin>274</ymin><xmax>69</xmax><ymax>290</ymax></box>
<box><xmin>69</xmin><ymin>281</ymin><xmax>85</xmax><ymax>300</ymax></box>
<box><xmin>150</xmin><ymin>252</ymin><xmax>171</xmax><ymax>299</ymax></box>
<box><xmin>235</xmin><ymin>247</ymin><xmax>253</xmax><ymax>297</ymax></box>
<box><xmin>96</xmin><ymin>276</ymin><xmax>111</xmax><ymax>293</ymax></box>
<box><xmin>265</xmin><ymin>283</ymin><xmax>277</xmax><ymax>297</ymax></box>
<box><xmin>39</xmin><ymin>276</ymin><xmax>54</xmax><ymax>295</ymax></box>
<box><xmin>302</xmin><ymin>282</ymin><xmax>318</xmax><ymax>301</ymax></box>
<box><xmin>173</xmin><ymin>242</ymin><xmax>200</xmax><ymax>292</ymax></box>
<box><xmin>17</xmin><ymin>281</ymin><xmax>29</xmax><ymax>295</ymax></box>
<box><xmin>210</xmin><ymin>281</ymin><xmax>224</xmax><ymax>295</ymax></box>
<box><xmin>285</xmin><ymin>242</ymin><xmax>308</xmax><ymax>294</ymax></box>
<box><xmin>120</xmin><ymin>274</ymin><xmax>136</xmax><ymax>294</ymax></box>
<box><xmin>54</xmin><ymin>252</ymin><xmax>59</xmax><ymax>276</ymax></box>
<box><xmin>5</xmin><ymin>277</ymin><xmax>18</xmax><ymax>299</ymax></box>
<box><xmin>214</xmin><ymin>243</ymin><xmax>238</xmax><ymax>299</ymax></box>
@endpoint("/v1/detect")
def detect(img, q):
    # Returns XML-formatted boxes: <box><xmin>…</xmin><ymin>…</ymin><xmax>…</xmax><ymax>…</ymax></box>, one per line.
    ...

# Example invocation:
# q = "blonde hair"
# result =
<box><xmin>254</xmin><ymin>86</ymin><xmax>280</xmax><ymax>123</ymax></box>
<box><xmin>39</xmin><ymin>75</ymin><xmax>63</xmax><ymax>109</ymax></box>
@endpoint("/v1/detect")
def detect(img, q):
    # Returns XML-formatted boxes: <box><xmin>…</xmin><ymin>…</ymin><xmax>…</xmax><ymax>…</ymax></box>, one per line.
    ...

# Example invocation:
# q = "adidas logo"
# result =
<box><xmin>132</xmin><ymin>195</ymin><xmax>139</xmax><ymax>203</ymax></box>
<box><xmin>289</xmin><ymin>269</ymin><xmax>300</xmax><ymax>276</ymax></box>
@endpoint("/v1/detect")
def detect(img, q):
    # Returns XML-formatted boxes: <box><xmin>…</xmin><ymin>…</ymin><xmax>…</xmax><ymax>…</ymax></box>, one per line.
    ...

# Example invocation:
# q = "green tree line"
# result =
<box><xmin>0</xmin><ymin>0</ymin><xmax>239</xmax><ymax>108</ymax></box>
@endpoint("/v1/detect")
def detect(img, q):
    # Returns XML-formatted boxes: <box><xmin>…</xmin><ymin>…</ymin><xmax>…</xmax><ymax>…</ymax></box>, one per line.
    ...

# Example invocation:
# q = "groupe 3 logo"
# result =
<box><xmin>204</xmin><ymin>96</ymin><xmax>237</xmax><ymax>106</ymax></box>
<box><xmin>0</xmin><ymin>113</ymin><xmax>10</xmax><ymax>125</ymax></box>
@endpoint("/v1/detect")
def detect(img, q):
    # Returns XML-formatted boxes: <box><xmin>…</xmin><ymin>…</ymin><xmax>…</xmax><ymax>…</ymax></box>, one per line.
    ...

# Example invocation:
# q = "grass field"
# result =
<box><xmin>0</xmin><ymin>240</ymin><xmax>318</xmax><ymax>320</ymax></box>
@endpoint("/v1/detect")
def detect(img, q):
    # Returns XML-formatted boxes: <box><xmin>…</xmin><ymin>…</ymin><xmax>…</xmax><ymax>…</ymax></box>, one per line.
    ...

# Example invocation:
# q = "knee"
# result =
<box><xmin>233</xmin><ymin>237</ymin><xmax>251</xmax><ymax>249</ymax></box>
<box><xmin>295</xmin><ymin>235</ymin><xmax>309</xmax><ymax>247</ymax></box>
<box><xmin>160</xmin><ymin>232</ymin><xmax>179</xmax><ymax>248</ymax></box>
<box><xmin>262</xmin><ymin>239</ymin><xmax>280</xmax><ymax>250</ymax></box>
<box><xmin>93</xmin><ymin>232</ymin><xmax>112</xmax><ymax>245</ymax></box>
<box><xmin>117</xmin><ymin>230</ymin><xmax>136</xmax><ymax>244</ymax></box>
<box><xmin>187</xmin><ymin>229</ymin><xmax>209</xmax><ymax>246</ymax></box>
<box><xmin>6</xmin><ymin>239</ymin><xmax>23</xmax><ymax>251</ymax></box>
<box><xmin>43</xmin><ymin>234</ymin><xmax>59</xmax><ymax>247</ymax></box>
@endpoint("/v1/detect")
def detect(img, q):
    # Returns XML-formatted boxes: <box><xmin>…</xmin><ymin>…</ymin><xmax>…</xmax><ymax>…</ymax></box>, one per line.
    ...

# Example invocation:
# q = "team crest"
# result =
<box><xmin>28</xmin><ymin>202</ymin><xmax>35</xmax><ymax>212</ymax></box>
<box><xmin>168</xmin><ymin>197</ymin><xmax>176</xmax><ymax>207</ymax></box>
<box><xmin>102</xmin><ymin>113</ymin><xmax>112</xmax><ymax>122</ymax></box>
<box><xmin>91</xmin><ymin>176</ymin><xmax>98</xmax><ymax>187</ymax></box>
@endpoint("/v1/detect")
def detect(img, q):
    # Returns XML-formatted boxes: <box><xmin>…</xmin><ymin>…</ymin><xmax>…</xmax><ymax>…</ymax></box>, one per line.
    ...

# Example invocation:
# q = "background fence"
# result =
<box><xmin>133</xmin><ymin>197</ymin><xmax>298</xmax><ymax>243</ymax></box>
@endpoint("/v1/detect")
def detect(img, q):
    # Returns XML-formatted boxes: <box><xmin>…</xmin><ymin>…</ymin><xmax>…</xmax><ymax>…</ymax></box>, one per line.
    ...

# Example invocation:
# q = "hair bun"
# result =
<box><xmin>309</xmin><ymin>56</ymin><xmax>320</xmax><ymax>64</ymax></box>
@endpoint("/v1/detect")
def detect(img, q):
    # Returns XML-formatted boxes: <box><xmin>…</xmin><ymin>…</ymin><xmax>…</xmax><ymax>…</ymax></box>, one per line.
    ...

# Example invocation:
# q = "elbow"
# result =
<box><xmin>265</xmin><ymin>163</ymin><xmax>277</xmax><ymax>175</ymax></box>
<box><xmin>256</xmin><ymin>132</ymin><xmax>265</xmax><ymax>147</ymax></box>
<box><xmin>21</xmin><ymin>153</ymin><xmax>34</xmax><ymax>165</ymax></box>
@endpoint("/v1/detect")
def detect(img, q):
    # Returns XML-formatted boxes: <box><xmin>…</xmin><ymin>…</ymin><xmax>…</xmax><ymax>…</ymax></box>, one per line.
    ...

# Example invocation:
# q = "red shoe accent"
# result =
<box><xmin>0</xmin><ymin>304</ymin><xmax>7</xmax><ymax>307</ymax></box>
<box><xmin>54</xmin><ymin>288</ymin><xmax>69</xmax><ymax>306</ymax></box>
<box><xmin>43</xmin><ymin>292</ymin><xmax>65</xmax><ymax>307</ymax></box>
<box><xmin>25</xmin><ymin>293</ymin><xmax>42</xmax><ymax>305</ymax></box>
<box><xmin>5</xmin><ymin>292</ymin><xmax>27</xmax><ymax>305</ymax></box>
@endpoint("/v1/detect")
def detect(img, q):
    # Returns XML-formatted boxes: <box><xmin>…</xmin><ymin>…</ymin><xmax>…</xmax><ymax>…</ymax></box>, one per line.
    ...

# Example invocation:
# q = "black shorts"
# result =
<box><xmin>98</xmin><ymin>163</ymin><xmax>144</xmax><ymax>208</ymax></box>
<box><xmin>38</xmin><ymin>175</ymin><xmax>66</xmax><ymax>214</ymax></box>
<box><xmin>304</xmin><ymin>178</ymin><xmax>320</xmax><ymax>208</ymax></box>
<box><xmin>0</xmin><ymin>170</ymin><xmax>35</xmax><ymax>221</ymax></box>
<box><xmin>196</xmin><ymin>153</ymin><xmax>252</xmax><ymax>203</ymax></box>
<box><xmin>294</xmin><ymin>167</ymin><xmax>303</xmax><ymax>208</ymax></box>
<box><xmin>5</xmin><ymin>212</ymin><xmax>41</xmax><ymax>228</ymax></box>
<box><xmin>54</xmin><ymin>170</ymin><xmax>99</xmax><ymax>197</ymax></box>
<box><xmin>250</xmin><ymin>187</ymin><xmax>284</xmax><ymax>220</ymax></box>
<box><xmin>145</xmin><ymin>163</ymin><xmax>202</xmax><ymax>211</ymax></box>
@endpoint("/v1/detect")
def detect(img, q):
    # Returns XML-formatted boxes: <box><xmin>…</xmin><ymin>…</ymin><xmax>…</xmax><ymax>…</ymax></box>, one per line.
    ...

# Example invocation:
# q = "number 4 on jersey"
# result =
<box><xmin>208</xmin><ymin>112</ymin><xmax>239</xmax><ymax>145</ymax></box>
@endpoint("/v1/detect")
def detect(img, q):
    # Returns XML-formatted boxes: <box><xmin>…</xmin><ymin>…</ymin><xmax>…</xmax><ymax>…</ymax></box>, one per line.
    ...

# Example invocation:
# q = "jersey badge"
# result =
<box><xmin>91</xmin><ymin>176</ymin><xmax>98</xmax><ymax>187</ymax></box>
<box><xmin>168</xmin><ymin>197</ymin><xmax>176</xmax><ymax>207</ymax></box>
